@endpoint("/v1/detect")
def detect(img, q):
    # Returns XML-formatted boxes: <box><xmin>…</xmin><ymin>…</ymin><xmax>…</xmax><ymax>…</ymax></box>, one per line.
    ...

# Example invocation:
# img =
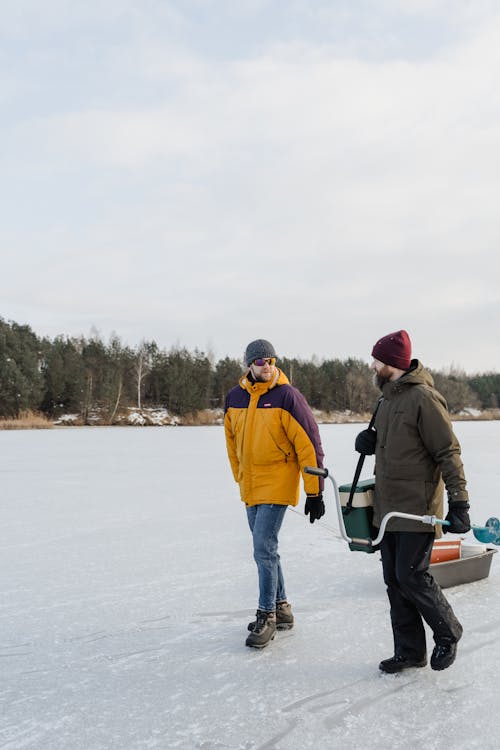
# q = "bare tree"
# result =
<box><xmin>134</xmin><ymin>341</ymin><xmax>153</xmax><ymax>410</ymax></box>
<box><xmin>109</xmin><ymin>374</ymin><xmax>123</xmax><ymax>423</ymax></box>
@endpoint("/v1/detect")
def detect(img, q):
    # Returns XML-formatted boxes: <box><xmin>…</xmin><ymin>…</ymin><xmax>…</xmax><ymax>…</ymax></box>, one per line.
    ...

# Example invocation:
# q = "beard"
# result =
<box><xmin>373</xmin><ymin>368</ymin><xmax>392</xmax><ymax>390</ymax></box>
<box><xmin>373</xmin><ymin>373</ymin><xmax>388</xmax><ymax>390</ymax></box>
<box><xmin>249</xmin><ymin>365</ymin><xmax>274</xmax><ymax>383</ymax></box>
<box><xmin>254</xmin><ymin>372</ymin><xmax>273</xmax><ymax>382</ymax></box>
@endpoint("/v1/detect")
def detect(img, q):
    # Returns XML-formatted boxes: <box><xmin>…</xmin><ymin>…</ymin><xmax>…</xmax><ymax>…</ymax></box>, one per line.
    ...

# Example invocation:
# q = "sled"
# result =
<box><xmin>304</xmin><ymin>466</ymin><xmax>497</xmax><ymax>587</ymax></box>
<box><xmin>430</xmin><ymin>540</ymin><xmax>496</xmax><ymax>589</ymax></box>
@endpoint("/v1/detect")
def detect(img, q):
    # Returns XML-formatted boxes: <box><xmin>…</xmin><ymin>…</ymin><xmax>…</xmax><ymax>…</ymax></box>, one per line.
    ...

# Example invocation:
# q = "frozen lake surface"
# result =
<box><xmin>1</xmin><ymin>422</ymin><xmax>500</xmax><ymax>749</ymax></box>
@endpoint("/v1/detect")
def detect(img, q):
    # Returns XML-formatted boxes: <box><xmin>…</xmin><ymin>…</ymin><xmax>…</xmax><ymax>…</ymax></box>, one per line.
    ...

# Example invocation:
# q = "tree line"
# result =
<box><xmin>1</xmin><ymin>317</ymin><xmax>499</xmax><ymax>421</ymax></box>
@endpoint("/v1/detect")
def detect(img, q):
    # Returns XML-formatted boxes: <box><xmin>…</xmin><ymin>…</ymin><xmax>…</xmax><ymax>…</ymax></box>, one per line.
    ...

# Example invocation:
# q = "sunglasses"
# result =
<box><xmin>252</xmin><ymin>357</ymin><xmax>276</xmax><ymax>367</ymax></box>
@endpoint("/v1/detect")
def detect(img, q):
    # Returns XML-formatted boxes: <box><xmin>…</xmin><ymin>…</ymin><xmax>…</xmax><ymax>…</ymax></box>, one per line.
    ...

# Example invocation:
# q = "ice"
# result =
<box><xmin>1</xmin><ymin>422</ymin><xmax>499</xmax><ymax>749</ymax></box>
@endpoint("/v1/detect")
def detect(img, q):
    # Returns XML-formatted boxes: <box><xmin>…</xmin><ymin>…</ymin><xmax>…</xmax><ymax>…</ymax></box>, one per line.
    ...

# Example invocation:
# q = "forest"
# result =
<box><xmin>1</xmin><ymin>317</ymin><xmax>499</xmax><ymax>423</ymax></box>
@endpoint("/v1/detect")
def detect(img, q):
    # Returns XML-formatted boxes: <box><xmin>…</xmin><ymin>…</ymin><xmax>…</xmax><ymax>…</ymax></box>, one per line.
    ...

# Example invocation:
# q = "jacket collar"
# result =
<box><xmin>240</xmin><ymin>367</ymin><xmax>286</xmax><ymax>393</ymax></box>
<box><xmin>381</xmin><ymin>359</ymin><xmax>433</xmax><ymax>396</ymax></box>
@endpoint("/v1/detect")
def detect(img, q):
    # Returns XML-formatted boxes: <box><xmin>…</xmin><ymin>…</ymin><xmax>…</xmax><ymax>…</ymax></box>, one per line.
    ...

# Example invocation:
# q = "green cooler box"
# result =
<box><xmin>338</xmin><ymin>478</ymin><xmax>377</xmax><ymax>553</ymax></box>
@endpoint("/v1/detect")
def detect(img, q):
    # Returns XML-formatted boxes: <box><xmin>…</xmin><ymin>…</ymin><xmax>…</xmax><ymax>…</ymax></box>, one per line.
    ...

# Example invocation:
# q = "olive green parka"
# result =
<box><xmin>372</xmin><ymin>360</ymin><xmax>469</xmax><ymax>535</ymax></box>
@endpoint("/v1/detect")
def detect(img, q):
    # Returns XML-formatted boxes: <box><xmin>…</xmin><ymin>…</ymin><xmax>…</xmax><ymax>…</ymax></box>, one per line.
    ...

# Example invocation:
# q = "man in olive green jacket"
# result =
<box><xmin>355</xmin><ymin>330</ymin><xmax>471</xmax><ymax>674</ymax></box>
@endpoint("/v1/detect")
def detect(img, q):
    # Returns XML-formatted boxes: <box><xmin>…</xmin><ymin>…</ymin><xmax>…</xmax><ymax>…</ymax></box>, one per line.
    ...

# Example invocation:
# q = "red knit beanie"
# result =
<box><xmin>371</xmin><ymin>330</ymin><xmax>412</xmax><ymax>370</ymax></box>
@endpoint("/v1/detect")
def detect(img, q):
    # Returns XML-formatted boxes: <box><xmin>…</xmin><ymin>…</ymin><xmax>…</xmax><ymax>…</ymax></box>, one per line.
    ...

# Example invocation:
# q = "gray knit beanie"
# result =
<box><xmin>245</xmin><ymin>339</ymin><xmax>277</xmax><ymax>366</ymax></box>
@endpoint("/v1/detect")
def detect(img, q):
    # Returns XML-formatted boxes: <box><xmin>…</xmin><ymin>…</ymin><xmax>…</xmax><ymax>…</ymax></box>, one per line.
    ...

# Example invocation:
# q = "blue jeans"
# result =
<box><xmin>246</xmin><ymin>504</ymin><xmax>288</xmax><ymax>612</ymax></box>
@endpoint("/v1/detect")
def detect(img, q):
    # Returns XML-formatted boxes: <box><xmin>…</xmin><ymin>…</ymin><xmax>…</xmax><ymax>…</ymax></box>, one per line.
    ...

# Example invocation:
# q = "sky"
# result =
<box><xmin>2</xmin><ymin>0</ymin><xmax>500</xmax><ymax>373</ymax></box>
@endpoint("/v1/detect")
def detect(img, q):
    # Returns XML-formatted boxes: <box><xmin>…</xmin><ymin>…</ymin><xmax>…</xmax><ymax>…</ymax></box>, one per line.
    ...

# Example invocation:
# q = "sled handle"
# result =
<box><xmin>305</xmin><ymin>466</ymin><xmax>353</xmax><ymax>544</ymax></box>
<box><xmin>304</xmin><ymin>466</ymin><xmax>329</xmax><ymax>478</ymax></box>
<box><xmin>370</xmin><ymin>512</ymin><xmax>449</xmax><ymax>546</ymax></box>
<box><xmin>304</xmin><ymin>466</ymin><xmax>451</xmax><ymax>548</ymax></box>
<box><xmin>306</xmin><ymin>467</ymin><xmax>499</xmax><ymax>548</ymax></box>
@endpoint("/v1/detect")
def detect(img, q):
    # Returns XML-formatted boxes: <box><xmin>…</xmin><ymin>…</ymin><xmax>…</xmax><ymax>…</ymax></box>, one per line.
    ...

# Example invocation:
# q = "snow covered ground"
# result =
<box><xmin>1</xmin><ymin>422</ymin><xmax>499</xmax><ymax>750</ymax></box>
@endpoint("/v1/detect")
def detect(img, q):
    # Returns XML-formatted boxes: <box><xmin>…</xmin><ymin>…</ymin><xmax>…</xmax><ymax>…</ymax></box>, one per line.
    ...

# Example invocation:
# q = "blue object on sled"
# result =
<box><xmin>473</xmin><ymin>517</ymin><xmax>500</xmax><ymax>544</ymax></box>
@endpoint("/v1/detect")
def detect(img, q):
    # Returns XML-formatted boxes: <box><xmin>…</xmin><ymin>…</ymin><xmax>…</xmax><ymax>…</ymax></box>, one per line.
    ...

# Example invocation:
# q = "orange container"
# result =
<box><xmin>431</xmin><ymin>540</ymin><xmax>461</xmax><ymax>564</ymax></box>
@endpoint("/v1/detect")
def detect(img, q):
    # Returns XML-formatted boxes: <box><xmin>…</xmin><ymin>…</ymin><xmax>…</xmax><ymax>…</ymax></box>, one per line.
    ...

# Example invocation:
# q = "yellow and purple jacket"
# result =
<box><xmin>224</xmin><ymin>368</ymin><xmax>324</xmax><ymax>506</ymax></box>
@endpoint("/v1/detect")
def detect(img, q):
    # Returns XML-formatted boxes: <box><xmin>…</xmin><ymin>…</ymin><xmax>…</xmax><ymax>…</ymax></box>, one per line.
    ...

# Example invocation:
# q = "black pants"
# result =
<box><xmin>379</xmin><ymin>531</ymin><xmax>463</xmax><ymax>660</ymax></box>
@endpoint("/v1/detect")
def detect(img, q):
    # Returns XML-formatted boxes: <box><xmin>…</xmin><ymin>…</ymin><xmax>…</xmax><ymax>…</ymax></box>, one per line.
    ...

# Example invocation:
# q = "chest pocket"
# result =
<box><xmin>376</xmin><ymin>402</ymin><xmax>409</xmax><ymax>446</ymax></box>
<box><xmin>252</xmin><ymin>411</ymin><xmax>295</xmax><ymax>465</ymax></box>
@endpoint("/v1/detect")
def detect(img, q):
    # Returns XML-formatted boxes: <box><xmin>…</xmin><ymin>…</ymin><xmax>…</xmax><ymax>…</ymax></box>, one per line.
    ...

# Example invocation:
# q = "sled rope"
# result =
<box><xmin>288</xmin><ymin>505</ymin><xmax>345</xmax><ymax>541</ymax></box>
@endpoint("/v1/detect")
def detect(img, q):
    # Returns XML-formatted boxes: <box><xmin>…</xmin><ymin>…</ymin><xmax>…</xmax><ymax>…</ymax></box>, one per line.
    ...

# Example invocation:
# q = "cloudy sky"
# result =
<box><xmin>2</xmin><ymin>0</ymin><xmax>500</xmax><ymax>372</ymax></box>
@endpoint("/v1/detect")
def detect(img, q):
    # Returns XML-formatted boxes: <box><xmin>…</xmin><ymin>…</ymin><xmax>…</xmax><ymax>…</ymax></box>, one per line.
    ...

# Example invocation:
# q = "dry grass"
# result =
<box><xmin>0</xmin><ymin>410</ymin><xmax>54</xmax><ymax>430</ymax></box>
<box><xmin>452</xmin><ymin>409</ymin><xmax>500</xmax><ymax>421</ymax></box>
<box><xmin>315</xmin><ymin>410</ymin><xmax>372</xmax><ymax>424</ymax></box>
<box><xmin>180</xmin><ymin>409</ymin><xmax>223</xmax><ymax>426</ymax></box>
<box><xmin>1</xmin><ymin>407</ymin><xmax>498</xmax><ymax>430</ymax></box>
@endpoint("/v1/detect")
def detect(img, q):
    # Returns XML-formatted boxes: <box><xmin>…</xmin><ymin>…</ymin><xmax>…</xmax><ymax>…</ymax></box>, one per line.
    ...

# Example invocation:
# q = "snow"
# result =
<box><xmin>53</xmin><ymin>414</ymin><xmax>80</xmax><ymax>425</ymax></box>
<box><xmin>1</xmin><ymin>421</ymin><xmax>499</xmax><ymax>750</ymax></box>
<box><xmin>458</xmin><ymin>409</ymin><xmax>483</xmax><ymax>418</ymax></box>
<box><xmin>124</xmin><ymin>408</ymin><xmax>180</xmax><ymax>426</ymax></box>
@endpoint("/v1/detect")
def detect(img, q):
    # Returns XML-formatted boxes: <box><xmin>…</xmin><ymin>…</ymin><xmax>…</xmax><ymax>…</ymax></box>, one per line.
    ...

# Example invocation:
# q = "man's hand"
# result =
<box><xmin>443</xmin><ymin>500</ymin><xmax>471</xmax><ymax>534</ymax></box>
<box><xmin>305</xmin><ymin>494</ymin><xmax>325</xmax><ymax>524</ymax></box>
<box><xmin>355</xmin><ymin>428</ymin><xmax>377</xmax><ymax>455</ymax></box>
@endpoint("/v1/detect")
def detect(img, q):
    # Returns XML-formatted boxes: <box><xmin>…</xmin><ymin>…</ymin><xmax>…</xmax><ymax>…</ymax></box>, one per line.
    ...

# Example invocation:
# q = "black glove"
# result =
<box><xmin>443</xmin><ymin>500</ymin><xmax>471</xmax><ymax>534</ymax></box>
<box><xmin>355</xmin><ymin>428</ymin><xmax>377</xmax><ymax>455</ymax></box>
<box><xmin>304</xmin><ymin>494</ymin><xmax>325</xmax><ymax>524</ymax></box>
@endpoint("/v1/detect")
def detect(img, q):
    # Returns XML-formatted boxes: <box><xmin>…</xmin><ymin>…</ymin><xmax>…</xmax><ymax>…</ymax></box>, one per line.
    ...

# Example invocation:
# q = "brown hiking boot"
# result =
<box><xmin>248</xmin><ymin>601</ymin><xmax>294</xmax><ymax>632</ymax></box>
<box><xmin>245</xmin><ymin>610</ymin><xmax>276</xmax><ymax>649</ymax></box>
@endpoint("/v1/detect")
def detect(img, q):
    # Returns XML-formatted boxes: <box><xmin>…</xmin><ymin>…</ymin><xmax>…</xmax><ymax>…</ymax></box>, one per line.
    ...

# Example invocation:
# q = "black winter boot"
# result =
<box><xmin>248</xmin><ymin>601</ymin><xmax>293</xmax><ymax>632</ymax></box>
<box><xmin>379</xmin><ymin>654</ymin><xmax>427</xmax><ymax>674</ymax></box>
<box><xmin>245</xmin><ymin>610</ymin><xmax>276</xmax><ymax>649</ymax></box>
<box><xmin>430</xmin><ymin>639</ymin><xmax>458</xmax><ymax>671</ymax></box>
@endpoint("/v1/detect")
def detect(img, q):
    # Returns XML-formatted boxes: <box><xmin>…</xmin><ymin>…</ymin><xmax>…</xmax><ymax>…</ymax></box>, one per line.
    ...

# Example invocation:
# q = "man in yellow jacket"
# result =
<box><xmin>224</xmin><ymin>339</ymin><xmax>325</xmax><ymax>648</ymax></box>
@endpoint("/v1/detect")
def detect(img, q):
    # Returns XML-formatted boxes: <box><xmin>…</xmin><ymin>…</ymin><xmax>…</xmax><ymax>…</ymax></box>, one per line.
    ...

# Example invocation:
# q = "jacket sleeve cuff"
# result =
<box><xmin>447</xmin><ymin>489</ymin><xmax>469</xmax><ymax>503</ymax></box>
